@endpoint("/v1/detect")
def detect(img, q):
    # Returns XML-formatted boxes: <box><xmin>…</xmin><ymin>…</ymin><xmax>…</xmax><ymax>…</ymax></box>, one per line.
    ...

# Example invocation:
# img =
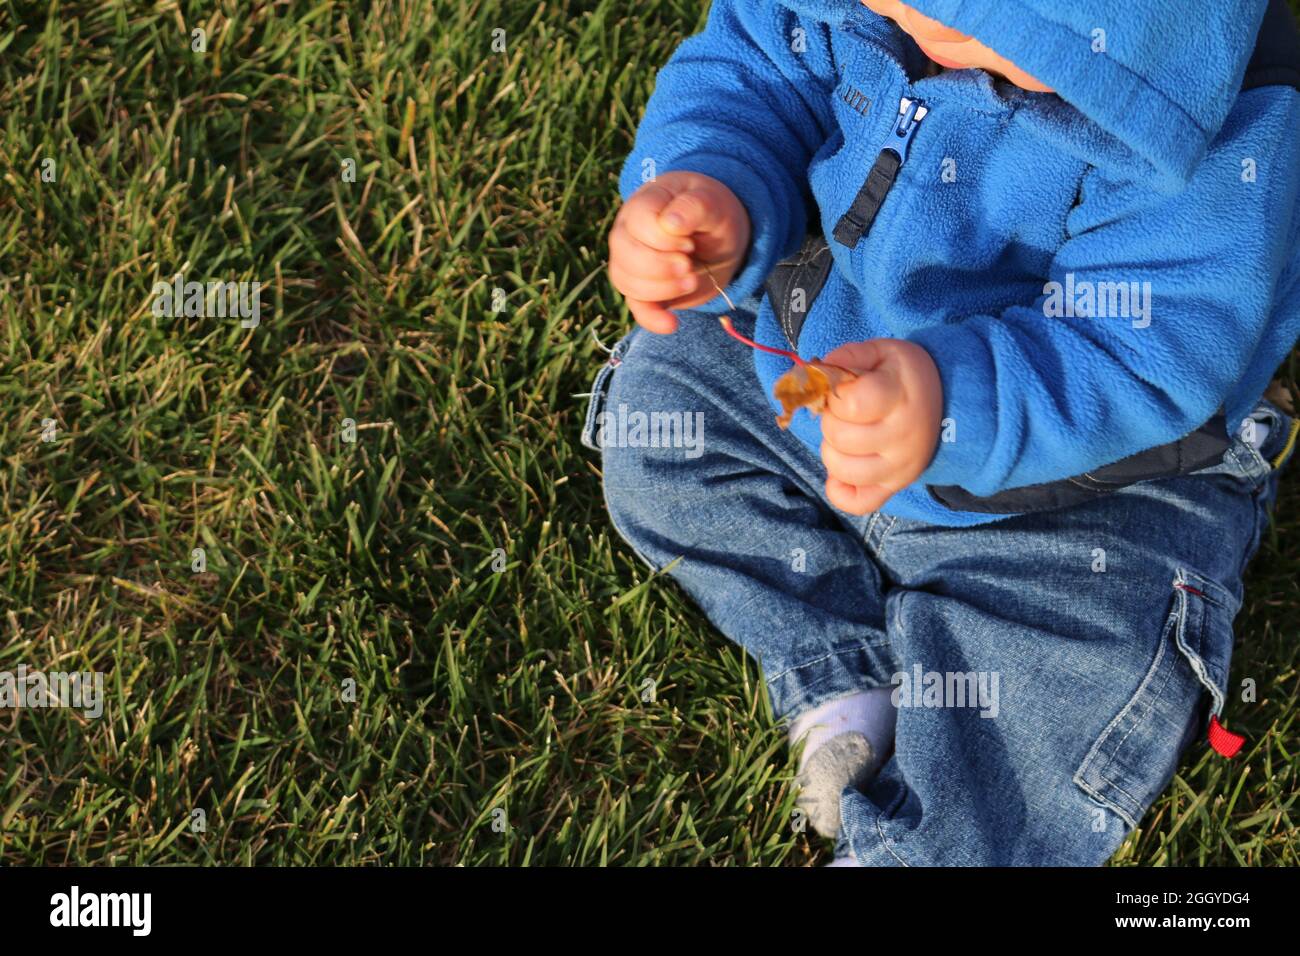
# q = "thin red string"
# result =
<box><xmin>700</xmin><ymin>264</ymin><xmax>806</xmax><ymax>367</ymax></box>
<box><xmin>717</xmin><ymin>316</ymin><xmax>807</xmax><ymax>366</ymax></box>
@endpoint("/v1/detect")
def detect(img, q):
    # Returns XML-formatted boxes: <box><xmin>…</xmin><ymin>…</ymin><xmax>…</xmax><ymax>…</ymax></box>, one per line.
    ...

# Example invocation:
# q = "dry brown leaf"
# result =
<box><xmin>773</xmin><ymin>360</ymin><xmax>857</xmax><ymax>429</ymax></box>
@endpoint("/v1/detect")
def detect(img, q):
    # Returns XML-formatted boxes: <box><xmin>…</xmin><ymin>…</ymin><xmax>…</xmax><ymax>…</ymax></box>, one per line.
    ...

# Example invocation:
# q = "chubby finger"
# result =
<box><xmin>659</xmin><ymin>187</ymin><xmax>726</xmax><ymax>238</ymax></box>
<box><xmin>824</xmin><ymin>477</ymin><xmax>893</xmax><ymax>516</ymax></box>
<box><xmin>826</xmin><ymin>367</ymin><xmax>902</xmax><ymax>424</ymax></box>
<box><xmin>621</xmin><ymin>189</ymin><xmax>696</xmax><ymax>253</ymax></box>
<box><xmin>626</xmin><ymin>297</ymin><xmax>679</xmax><ymax>334</ymax></box>
<box><xmin>820</xmin><ymin>413</ymin><xmax>896</xmax><ymax>457</ymax></box>
<box><xmin>610</xmin><ymin>260</ymin><xmax>701</xmax><ymax>303</ymax></box>
<box><xmin>821</xmin><ymin>443</ymin><xmax>897</xmax><ymax>489</ymax></box>
<box><xmin>823</xmin><ymin>340</ymin><xmax>887</xmax><ymax>372</ymax></box>
<box><xmin>610</xmin><ymin>224</ymin><xmax>696</xmax><ymax>280</ymax></box>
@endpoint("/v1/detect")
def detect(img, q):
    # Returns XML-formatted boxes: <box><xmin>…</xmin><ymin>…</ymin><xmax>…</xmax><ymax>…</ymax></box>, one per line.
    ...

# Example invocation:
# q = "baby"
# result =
<box><xmin>592</xmin><ymin>0</ymin><xmax>1300</xmax><ymax>864</ymax></box>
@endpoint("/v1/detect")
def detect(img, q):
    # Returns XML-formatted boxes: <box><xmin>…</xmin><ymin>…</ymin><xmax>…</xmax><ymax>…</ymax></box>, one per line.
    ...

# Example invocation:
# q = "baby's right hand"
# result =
<box><xmin>608</xmin><ymin>171</ymin><xmax>751</xmax><ymax>333</ymax></box>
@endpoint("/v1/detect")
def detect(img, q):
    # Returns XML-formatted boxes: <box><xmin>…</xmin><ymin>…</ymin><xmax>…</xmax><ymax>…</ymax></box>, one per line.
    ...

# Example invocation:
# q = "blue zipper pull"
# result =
<box><xmin>833</xmin><ymin>95</ymin><xmax>929</xmax><ymax>248</ymax></box>
<box><xmin>888</xmin><ymin>96</ymin><xmax>929</xmax><ymax>163</ymax></box>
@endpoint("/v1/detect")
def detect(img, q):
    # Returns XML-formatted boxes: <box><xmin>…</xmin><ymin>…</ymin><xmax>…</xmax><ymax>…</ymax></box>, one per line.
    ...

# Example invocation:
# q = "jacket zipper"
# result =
<box><xmin>832</xmin><ymin>96</ymin><xmax>928</xmax><ymax>248</ymax></box>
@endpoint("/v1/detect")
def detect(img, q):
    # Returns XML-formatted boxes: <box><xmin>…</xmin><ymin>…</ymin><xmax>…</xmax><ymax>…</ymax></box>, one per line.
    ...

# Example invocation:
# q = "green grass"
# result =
<box><xmin>0</xmin><ymin>0</ymin><xmax>1296</xmax><ymax>866</ymax></box>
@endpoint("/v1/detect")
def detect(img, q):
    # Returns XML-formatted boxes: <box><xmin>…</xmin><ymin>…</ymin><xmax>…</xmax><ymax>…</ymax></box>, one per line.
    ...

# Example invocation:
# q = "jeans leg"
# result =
<box><xmin>838</xmin><ymin>449</ymin><xmax>1280</xmax><ymax>866</ymax></box>
<box><xmin>595</xmin><ymin>310</ymin><xmax>898</xmax><ymax>721</ymax></box>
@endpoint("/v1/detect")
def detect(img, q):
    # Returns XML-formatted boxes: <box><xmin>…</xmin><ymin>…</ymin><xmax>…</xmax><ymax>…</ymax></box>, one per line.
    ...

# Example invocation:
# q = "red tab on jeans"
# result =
<box><xmin>1207</xmin><ymin>715</ymin><xmax>1245</xmax><ymax>758</ymax></box>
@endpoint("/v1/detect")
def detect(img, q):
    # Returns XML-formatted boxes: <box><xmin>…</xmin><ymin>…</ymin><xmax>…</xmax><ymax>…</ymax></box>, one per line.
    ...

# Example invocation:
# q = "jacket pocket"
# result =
<box><xmin>1073</xmin><ymin>568</ymin><xmax>1238</xmax><ymax>827</ymax></box>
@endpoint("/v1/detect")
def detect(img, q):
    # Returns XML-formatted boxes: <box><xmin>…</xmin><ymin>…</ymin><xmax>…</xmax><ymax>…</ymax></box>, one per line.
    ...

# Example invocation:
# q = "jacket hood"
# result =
<box><xmin>784</xmin><ymin>0</ymin><xmax>1278</xmax><ymax>187</ymax></box>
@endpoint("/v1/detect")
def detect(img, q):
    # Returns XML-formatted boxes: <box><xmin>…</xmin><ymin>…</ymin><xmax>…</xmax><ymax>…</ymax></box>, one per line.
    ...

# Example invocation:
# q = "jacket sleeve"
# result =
<box><xmin>910</xmin><ymin>87</ymin><xmax>1300</xmax><ymax>495</ymax></box>
<box><xmin>619</xmin><ymin>1</ymin><xmax>838</xmax><ymax>311</ymax></box>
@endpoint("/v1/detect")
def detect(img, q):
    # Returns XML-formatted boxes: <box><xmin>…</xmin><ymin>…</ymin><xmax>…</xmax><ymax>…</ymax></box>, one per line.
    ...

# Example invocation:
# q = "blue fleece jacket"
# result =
<box><xmin>618</xmin><ymin>0</ymin><xmax>1300</xmax><ymax>526</ymax></box>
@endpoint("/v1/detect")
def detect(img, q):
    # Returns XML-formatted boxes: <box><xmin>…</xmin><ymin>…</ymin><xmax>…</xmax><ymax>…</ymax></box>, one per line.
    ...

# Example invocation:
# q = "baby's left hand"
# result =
<box><xmin>819</xmin><ymin>339</ymin><xmax>944</xmax><ymax>515</ymax></box>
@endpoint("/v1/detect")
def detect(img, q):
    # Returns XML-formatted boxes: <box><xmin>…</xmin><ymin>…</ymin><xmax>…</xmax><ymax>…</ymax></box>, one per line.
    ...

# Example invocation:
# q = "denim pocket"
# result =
<box><xmin>580</xmin><ymin>331</ymin><xmax>636</xmax><ymax>452</ymax></box>
<box><xmin>1165</xmin><ymin>569</ymin><xmax>1238</xmax><ymax>719</ymax></box>
<box><xmin>1073</xmin><ymin>567</ymin><xmax>1238</xmax><ymax>827</ymax></box>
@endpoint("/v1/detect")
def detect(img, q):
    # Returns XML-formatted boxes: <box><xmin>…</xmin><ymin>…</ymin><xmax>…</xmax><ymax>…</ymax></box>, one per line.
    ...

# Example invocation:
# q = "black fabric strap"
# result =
<box><xmin>927</xmin><ymin>412</ymin><xmax>1232</xmax><ymax>514</ymax></box>
<box><xmin>832</xmin><ymin>149</ymin><xmax>902</xmax><ymax>248</ymax></box>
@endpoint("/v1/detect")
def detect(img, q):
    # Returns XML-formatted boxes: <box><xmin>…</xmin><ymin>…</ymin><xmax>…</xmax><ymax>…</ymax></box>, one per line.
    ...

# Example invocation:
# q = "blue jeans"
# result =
<box><xmin>586</xmin><ymin>306</ymin><xmax>1295</xmax><ymax>866</ymax></box>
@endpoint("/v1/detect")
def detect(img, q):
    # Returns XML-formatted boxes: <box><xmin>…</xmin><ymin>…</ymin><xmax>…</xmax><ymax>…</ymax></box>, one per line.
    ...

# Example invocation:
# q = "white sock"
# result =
<box><xmin>789</xmin><ymin>687</ymin><xmax>896</xmax><ymax>769</ymax></box>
